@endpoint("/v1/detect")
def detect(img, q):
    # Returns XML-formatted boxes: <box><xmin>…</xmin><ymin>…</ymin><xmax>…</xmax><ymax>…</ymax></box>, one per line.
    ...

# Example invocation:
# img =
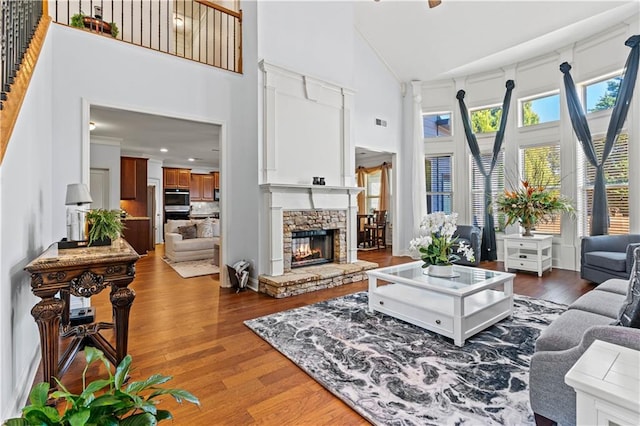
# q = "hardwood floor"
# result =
<box><xmin>51</xmin><ymin>246</ymin><xmax>596</xmax><ymax>425</ymax></box>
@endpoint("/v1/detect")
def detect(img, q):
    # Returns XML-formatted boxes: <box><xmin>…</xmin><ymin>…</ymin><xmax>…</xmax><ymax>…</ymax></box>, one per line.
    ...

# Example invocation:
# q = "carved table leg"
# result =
<box><xmin>31</xmin><ymin>297</ymin><xmax>65</xmax><ymax>387</ymax></box>
<box><xmin>110</xmin><ymin>285</ymin><xmax>135</xmax><ymax>363</ymax></box>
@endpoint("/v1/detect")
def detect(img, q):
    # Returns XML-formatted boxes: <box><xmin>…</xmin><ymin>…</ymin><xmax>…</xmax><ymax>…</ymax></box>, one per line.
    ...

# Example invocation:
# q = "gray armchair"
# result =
<box><xmin>581</xmin><ymin>234</ymin><xmax>640</xmax><ymax>284</ymax></box>
<box><xmin>452</xmin><ymin>225</ymin><xmax>482</xmax><ymax>266</ymax></box>
<box><xmin>530</xmin><ymin>326</ymin><xmax>640</xmax><ymax>426</ymax></box>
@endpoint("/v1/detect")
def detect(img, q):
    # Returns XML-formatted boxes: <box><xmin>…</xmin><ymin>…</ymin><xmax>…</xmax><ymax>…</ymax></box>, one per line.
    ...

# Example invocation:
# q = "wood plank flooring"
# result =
<box><xmin>50</xmin><ymin>246</ymin><xmax>597</xmax><ymax>425</ymax></box>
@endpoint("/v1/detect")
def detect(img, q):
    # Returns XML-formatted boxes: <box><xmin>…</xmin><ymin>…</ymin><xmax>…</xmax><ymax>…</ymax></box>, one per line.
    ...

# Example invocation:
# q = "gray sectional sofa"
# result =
<box><xmin>530</xmin><ymin>247</ymin><xmax>640</xmax><ymax>425</ymax></box>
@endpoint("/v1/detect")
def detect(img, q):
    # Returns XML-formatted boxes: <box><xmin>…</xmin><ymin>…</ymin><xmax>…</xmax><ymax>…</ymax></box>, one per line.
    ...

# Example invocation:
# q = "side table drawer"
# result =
<box><xmin>508</xmin><ymin>257</ymin><xmax>537</xmax><ymax>271</ymax></box>
<box><xmin>506</xmin><ymin>240</ymin><xmax>538</xmax><ymax>250</ymax></box>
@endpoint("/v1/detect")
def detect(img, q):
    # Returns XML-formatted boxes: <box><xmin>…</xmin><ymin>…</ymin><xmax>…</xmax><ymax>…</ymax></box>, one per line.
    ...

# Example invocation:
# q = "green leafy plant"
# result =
<box><xmin>4</xmin><ymin>347</ymin><xmax>199</xmax><ymax>426</ymax></box>
<box><xmin>497</xmin><ymin>180</ymin><xmax>575</xmax><ymax>236</ymax></box>
<box><xmin>70</xmin><ymin>13</ymin><xmax>85</xmax><ymax>28</ymax></box>
<box><xmin>110</xmin><ymin>22</ymin><xmax>119</xmax><ymax>38</ymax></box>
<box><xmin>86</xmin><ymin>209</ymin><xmax>125</xmax><ymax>245</ymax></box>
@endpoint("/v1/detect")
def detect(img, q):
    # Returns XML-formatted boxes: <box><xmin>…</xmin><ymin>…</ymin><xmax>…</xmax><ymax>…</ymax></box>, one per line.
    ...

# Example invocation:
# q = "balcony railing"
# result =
<box><xmin>1</xmin><ymin>0</ymin><xmax>44</xmax><ymax>110</ymax></box>
<box><xmin>51</xmin><ymin>0</ymin><xmax>242</xmax><ymax>73</ymax></box>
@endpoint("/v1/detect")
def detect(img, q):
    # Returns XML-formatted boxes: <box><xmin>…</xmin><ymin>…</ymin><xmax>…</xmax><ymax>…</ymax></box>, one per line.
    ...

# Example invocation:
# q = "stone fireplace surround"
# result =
<box><xmin>284</xmin><ymin>210</ymin><xmax>346</xmax><ymax>272</ymax></box>
<box><xmin>259</xmin><ymin>184</ymin><xmax>378</xmax><ymax>298</ymax></box>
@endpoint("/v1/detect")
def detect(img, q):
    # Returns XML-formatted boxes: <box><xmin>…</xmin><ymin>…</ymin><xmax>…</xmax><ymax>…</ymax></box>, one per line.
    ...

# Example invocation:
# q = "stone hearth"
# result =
<box><xmin>259</xmin><ymin>260</ymin><xmax>378</xmax><ymax>298</ymax></box>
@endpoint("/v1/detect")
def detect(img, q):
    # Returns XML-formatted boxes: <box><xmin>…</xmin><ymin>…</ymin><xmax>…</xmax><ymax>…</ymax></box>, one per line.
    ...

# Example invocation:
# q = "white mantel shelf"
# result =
<box><xmin>260</xmin><ymin>183</ymin><xmax>364</xmax><ymax>193</ymax></box>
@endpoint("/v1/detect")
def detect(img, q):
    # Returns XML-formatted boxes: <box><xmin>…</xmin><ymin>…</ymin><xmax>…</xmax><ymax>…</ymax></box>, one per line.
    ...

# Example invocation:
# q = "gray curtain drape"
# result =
<box><xmin>560</xmin><ymin>35</ymin><xmax>639</xmax><ymax>235</ymax></box>
<box><xmin>457</xmin><ymin>80</ymin><xmax>515</xmax><ymax>261</ymax></box>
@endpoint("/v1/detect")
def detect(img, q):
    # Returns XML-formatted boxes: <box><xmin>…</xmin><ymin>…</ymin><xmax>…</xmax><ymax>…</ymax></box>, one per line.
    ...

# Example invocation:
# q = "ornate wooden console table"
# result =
<box><xmin>24</xmin><ymin>239</ymin><xmax>140</xmax><ymax>387</ymax></box>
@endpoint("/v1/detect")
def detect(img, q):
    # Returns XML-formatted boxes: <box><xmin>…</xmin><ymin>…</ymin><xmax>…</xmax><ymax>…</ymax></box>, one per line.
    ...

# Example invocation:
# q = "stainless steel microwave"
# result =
<box><xmin>164</xmin><ymin>190</ymin><xmax>189</xmax><ymax>206</ymax></box>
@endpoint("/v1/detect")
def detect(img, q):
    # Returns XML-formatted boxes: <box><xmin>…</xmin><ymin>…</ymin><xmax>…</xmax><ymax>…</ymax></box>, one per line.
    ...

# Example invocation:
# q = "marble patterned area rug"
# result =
<box><xmin>245</xmin><ymin>292</ymin><xmax>566</xmax><ymax>426</ymax></box>
<box><xmin>162</xmin><ymin>257</ymin><xmax>219</xmax><ymax>278</ymax></box>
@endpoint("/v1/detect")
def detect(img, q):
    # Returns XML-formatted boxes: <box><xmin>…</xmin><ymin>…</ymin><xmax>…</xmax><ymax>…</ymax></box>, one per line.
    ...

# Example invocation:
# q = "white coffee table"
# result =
<box><xmin>367</xmin><ymin>261</ymin><xmax>515</xmax><ymax>346</ymax></box>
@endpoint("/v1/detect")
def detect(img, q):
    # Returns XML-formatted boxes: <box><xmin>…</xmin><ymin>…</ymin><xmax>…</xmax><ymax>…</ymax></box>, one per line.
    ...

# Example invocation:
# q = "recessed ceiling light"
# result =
<box><xmin>188</xmin><ymin>158</ymin><xmax>195</xmax><ymax>162</ymax></box>
<box><xmin>89</xmin><ymin>122</ymin><xmax>96</xmax><ymax>131</ymax></box>
<box><xmin>160</xmin><ymin>148</ymin><xmax>168</xmax><ymax>153</ymax></box>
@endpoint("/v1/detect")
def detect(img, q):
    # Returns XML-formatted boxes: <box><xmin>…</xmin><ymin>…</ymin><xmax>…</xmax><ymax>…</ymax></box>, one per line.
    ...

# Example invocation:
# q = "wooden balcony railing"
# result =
<box><xmin>51</xmin><ymin>0</ymin><xmax>242</xmax><ymax>73</ymax></box>
<box><xmin>0</xmin><ymin>0</ymin><xmax>50</xmax><ymax>164</ymax></box>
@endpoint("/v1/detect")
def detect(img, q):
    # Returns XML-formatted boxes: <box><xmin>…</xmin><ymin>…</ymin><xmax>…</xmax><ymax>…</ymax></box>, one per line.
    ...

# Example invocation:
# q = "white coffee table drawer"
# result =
<box><xmin>371</xmin><ymin>286</ymin><xmax>454</xmax><ymax>334</ymax></box>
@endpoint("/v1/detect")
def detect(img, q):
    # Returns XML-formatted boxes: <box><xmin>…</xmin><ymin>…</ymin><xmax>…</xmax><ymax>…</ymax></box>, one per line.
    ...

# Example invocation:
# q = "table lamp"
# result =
<box><xmin>65</xmin><ymin>183</ymin><xmax>93</xmax><ymax>241</ymax></box>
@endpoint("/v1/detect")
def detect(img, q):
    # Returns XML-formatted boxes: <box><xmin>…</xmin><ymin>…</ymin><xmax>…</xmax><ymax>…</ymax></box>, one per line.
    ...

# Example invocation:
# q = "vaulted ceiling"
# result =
<box><xmin>354</xmin><ymin>0</ymin><xmax>638</xmax><ymax>82</ymax></box>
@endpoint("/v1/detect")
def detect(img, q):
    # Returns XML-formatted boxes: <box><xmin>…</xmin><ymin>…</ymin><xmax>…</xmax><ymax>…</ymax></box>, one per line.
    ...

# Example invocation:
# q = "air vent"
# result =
<box><xmin>375</xmin><ymin>118</ymin><xmax>387</xmax><ymax>127</ymax></box>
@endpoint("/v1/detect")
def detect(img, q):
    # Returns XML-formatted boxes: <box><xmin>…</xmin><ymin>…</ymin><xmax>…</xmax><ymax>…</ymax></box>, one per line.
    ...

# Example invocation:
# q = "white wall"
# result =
<box><xmin>49</xmin><ymin>15</ymin><xmax>259</xmax><ymax>282</ymax></box>
<box><xmin>0</xmin><ymin>34</ymin><xmax>54</xmax><ymax>420</ymax></box>
<box><xmin>257</xmin><ymin>1</ymin><xmax>355</xmax><ymax>88</ymax></box>
<box><xmin>90</xmin><ymin>139</ymin><xmax>121</xmax><ymax>210</ymax></box>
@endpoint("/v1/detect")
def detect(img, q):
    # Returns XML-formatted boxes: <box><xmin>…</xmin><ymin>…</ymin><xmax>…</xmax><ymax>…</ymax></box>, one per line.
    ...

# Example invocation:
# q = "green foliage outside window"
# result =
<box><xmin>588</xmin><ymin>77</ymin><xmax>621</xmax><ymax>112</ymax></box>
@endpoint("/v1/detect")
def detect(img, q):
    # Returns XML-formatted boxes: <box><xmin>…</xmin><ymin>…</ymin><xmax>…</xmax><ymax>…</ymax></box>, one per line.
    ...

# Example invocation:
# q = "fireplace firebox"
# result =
<box><xmin>291</xmin><ymin>229</ymin><xmax>334</xmax><ymax>268</ymax></box>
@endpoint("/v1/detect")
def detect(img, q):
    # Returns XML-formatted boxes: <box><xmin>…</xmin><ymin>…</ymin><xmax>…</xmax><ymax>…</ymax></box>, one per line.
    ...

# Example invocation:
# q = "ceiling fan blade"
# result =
<box><xmin>428</xmin><ymin>0</ymin><xmax>442</xmax><ymax>8</ymax></box>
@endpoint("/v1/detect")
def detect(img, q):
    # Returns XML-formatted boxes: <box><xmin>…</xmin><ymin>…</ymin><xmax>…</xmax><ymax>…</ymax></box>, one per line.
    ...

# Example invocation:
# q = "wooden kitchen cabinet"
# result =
<box><xmin>163</xmin><ymin>168</ymin><xmax>191</xmax><ymax>190</ymax></box>
<box><xmin>190</xmin><ymin>173</ymin><xmax>215</xmax><ymax>201</ymax></box>
<box><xmin>122</xmin><ymin>218</ymin><xmax>150</xmax><ymax>255</ymax></box>
<box><xmin>121</xmin><ymin>157</ymin><xmax>138</xmax><ymax>199</ymax></box>
<box><xmin>202</xmin><ymin>174</ymin><xmax>214</xmax><ymax>201</ymax></box>
<box><xmin>190</xmin><ymin>174</ymin><xmax>203</xmax><ymax>200</ymax></box>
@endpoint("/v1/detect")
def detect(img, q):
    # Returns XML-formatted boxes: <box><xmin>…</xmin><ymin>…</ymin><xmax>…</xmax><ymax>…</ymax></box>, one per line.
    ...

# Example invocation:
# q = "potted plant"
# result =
<box><xmin>86</xmin><ymin>209</ymin><xmax>125</xmax><ymax>246</ymax></box>
<box><xmin>69</xmin><ymin>12</ymin><xmax>116</xmax><ymax>38</ymax></box>
<box><xmin>496</xmin><ymin>180</ymin><xmax>575</xmax><ymax>237</ymax></box>
<box><xmin>70</xmin><ymin>13</ymin><xmax>85</xmax><ymax>29</ymax></box>
<box><xmin>4</xmin><ymin>347</ymin><xmax>199</xmax><ymax>425</ymax></box>
<box><xmin>409</xmin><ymin>212</ymin><xmax>475</xmax><ymax>277</ymax></box>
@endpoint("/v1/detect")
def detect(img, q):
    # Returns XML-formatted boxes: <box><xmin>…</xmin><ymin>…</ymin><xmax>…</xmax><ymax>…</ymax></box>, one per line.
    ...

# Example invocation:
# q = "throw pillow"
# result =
<box><xmin>618</xmin><ymin>248</ymin><xmax>640</xmax><ymax>328</ymax></box>
<box><xmin>177</xmin><ymin>224</ymin><xmax>197</xmax><ymax>240</ymax></box>
<box><xmin>196</xmin><ymin>218</ymin><xmax>214</xmax><ymax>238</ymax></box>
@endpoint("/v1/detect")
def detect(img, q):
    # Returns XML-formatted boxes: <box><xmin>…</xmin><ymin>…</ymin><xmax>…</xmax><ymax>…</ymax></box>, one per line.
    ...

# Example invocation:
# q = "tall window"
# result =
<box><xmin>584</xmin><ymin>74</ymin><xmax>622</xmax><ymax>113</ymax></box>
<box><xmin>470</xmin><ymin>152</ymin><xmax>505</xmax><ymax>230</ymax></box>
<box><xmin>425</xmin><ymin>156</ymin><xmax>452</xmax><ymax>214</ymax></box>
<box><xmin>366</xmin><ymin>170</ymin><xmax>382</xmax><ymax>212</ymax></box>
<box><xmin>521</xmin><ymin>144</ymin><xmax>562</xmax><ymax>234</ymax></box>
<box><xmin>578</xmin><ymin>133</ymin><xmax>629</xmax><ymax>235</ymax></box>
<box><xmin>520</xmin><ymin>92</ymin><xmax>560</xmax><ymax>127</ymax></box>
<box><xmin>470</xmin><ymin>106</ymin><xmax>502</xmax><ymax>133</ymax></box>
<box><xmin>422</xmin><ymin>113</ymin><xmax>451</xmax><ymax>138</ymax></box>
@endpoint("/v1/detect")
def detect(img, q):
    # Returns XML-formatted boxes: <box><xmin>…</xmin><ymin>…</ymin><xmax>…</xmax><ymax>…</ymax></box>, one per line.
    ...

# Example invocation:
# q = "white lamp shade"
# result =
<box><xmin>65</xmin><ymin>183</ymin><xmax>93</xmax><ymax>205</ymax></box>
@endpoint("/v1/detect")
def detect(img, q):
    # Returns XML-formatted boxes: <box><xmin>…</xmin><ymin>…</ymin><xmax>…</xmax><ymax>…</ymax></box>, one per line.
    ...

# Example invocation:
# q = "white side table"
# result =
<box><xmin>565</xmin><ymin>340</ymin><xmax>640</xmax><ymax>426</ymax></box>
<box><xmin>503</xmin><ymin>234</ymin><xmax>552</xmax><ymax>277</ymax></box>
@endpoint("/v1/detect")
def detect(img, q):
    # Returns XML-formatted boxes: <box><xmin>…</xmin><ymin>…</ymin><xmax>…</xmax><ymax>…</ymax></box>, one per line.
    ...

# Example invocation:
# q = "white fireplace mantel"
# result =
<box><xmin>261</xmin><ymin>184</ymin><xmax>363</xmax><ymax>276</ymax></box>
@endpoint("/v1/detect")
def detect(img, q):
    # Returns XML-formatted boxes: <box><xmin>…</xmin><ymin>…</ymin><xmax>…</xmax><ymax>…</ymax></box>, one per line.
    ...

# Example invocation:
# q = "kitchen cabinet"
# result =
<box><xmin>212</xmin><ymin>171</ymin><xmax>219</xmax><ymax>201</ymax></box>
<box><xmin>190</xmin><ymin>173</ymin><xmax>215</xmax><ymax>202</ymax></box>
<box><xmin>121</xmin><ymin>157</ymin><xmax>137</xmax><ymax>199</ymax></box>
<box><xmin>163</xmin><ymin>168</ymin><xmax>191</xmax><ymax>190</ymax></box>
<box><xmin>122</xmin><ymin>217</ymin><xmax>151</xmax><ymax>255</ymax></box>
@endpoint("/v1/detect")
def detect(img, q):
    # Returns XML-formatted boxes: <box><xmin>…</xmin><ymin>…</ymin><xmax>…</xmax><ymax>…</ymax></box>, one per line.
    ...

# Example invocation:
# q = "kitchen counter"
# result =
<box><xmin>122</xmin><ymin>216</ymin><xmax>150</xmax><ymax>221</ymax></box>
<box><xmin>189</xmin><ymin>213</ymin><xmax>219</xmax><ymax>219</ymax></box>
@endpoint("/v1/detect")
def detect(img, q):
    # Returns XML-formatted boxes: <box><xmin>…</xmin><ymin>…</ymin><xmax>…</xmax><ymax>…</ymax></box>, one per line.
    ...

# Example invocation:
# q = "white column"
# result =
<box><xmin>411</xmin><ymin>81</ymin><xmax>427</xmax><ymax>227</ymax></box>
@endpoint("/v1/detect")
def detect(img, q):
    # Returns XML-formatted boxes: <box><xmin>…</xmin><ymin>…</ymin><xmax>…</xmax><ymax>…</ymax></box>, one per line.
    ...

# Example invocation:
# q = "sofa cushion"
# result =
<box><xmin>568</xmin><ymin>290</ymin><xmax>626</xmax><ymax>319</ymax></box>
<box><xmin>535</xmin><ymin>309</ymin><xmax>615</xmax><ymax>352</ymax></box>
<box><xmin>166</xmin><ymin>219</ymin><xmax>193</xmax><ymax>234</ymax></box>
<box><xmin>171</xmin><ymin>237</ymin><xmax>216</xmax><ymax>252</ymax></box>
<box><xmin>597</xmin><ymin>278</ymin><xmax>630</xmax><ymax>295</ymax></box>
<box><xmin>177</xmin><ymin>224</ymin><xmax>197</xmax><ymax>240</ymax></box>
<box><xmin>196</xmin><ymin>218</ymin><xmax>214</xmax><ymax>238</ymax></box>
<box><xmin>584</xmin><ymin>251</ymin><xmax>626</xmax><ymax>272</ymax></box>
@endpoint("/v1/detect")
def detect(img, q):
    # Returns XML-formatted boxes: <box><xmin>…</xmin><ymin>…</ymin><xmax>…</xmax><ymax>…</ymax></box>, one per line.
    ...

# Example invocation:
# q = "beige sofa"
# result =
<box><xmin>164</xmin><ymin>219</ymin><xmax>220</xmax><ymax>263</ymax></box>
